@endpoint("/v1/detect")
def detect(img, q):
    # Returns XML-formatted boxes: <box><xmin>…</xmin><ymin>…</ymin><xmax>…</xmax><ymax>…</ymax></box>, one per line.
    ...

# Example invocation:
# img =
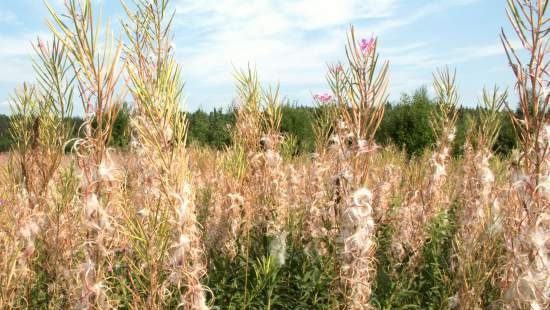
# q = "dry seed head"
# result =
<box><xmin>98</xmin><ymin>153</ymin><xmax>118</xmax><ymax>183</ymax></box>
<box><xmin>164</xmin><ymin>125</ymin><xmax>173</xmax><ymax>142</ymax></box>
<box><xmin>228</xmin><ymin>193</ymin><xmax>244</xmax><ymax>206</ymax></box>
<box><xmin>137</xmin><ymin>208</ymin><xmax>149</xmax><ymax>218</ymax></box>
<box><xmin>19</xmin><ymin>219</ymin><xmax>40</xmax><ymax>240</ymax></box>
<box><xmin>83</xmin><ymin>194</ymin><xmax>110</xmax><ymax>230</ymax></box>
<box><xmin>270</xmin><ymin>231</ymin><xmax>288</xmax><ymax>266</ymax></box>
<box><xmin>353</xmin><ymin>187</ymin><xmax>373</xmax><ymax>207</ymax></box>
<box><xmin>446</xmin><ymin>127</ymin><xmax>456</xmax><ymax>142</ymax></box>
<box><xmin>340</xmin><ymin>187</ymin><xmax>377</xmax><ymax>307</ymax></box>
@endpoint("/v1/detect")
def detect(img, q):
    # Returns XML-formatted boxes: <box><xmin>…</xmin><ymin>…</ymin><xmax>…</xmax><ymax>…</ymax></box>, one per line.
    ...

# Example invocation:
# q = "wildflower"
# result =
<box><xmin>37</xmin><ymin>37</ymin><xmax>47</xmax><ymax>55</ymax></box>
<box><xmin>330</xmin><ymin>64</ymin><xmax>343</xmax><ymax>74</ymax></box>
<box><xmin>360</xmin><ymin>37</ymin><xmax>375</xmax><ymax>54</ymax></box>
<box><xmin>314</xmin><ymin>93</ymin><xmax>333</xmax><ymax>104</ymax></box>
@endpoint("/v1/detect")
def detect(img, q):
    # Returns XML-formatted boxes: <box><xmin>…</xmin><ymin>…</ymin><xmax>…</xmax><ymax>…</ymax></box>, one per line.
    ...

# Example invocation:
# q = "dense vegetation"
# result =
<box><xmin>1</xmin><ymin>0</ymin><xmax>547</xmax><ymax>309</ymax></box>
<box><xmin>0</xmin><ymin>87</ymin><xmax>517</xmax><ymax>156</ymax></box>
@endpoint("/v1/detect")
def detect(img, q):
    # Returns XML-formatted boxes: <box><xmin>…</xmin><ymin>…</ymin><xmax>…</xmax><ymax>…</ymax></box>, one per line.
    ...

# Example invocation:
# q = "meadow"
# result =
<box><xmin>0</xmin><ymin>0</ymin><xmax>548</xmax><ymax>309</ymax></box>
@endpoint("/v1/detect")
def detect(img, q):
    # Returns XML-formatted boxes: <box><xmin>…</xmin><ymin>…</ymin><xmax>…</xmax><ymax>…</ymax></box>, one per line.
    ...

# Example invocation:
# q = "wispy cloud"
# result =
<box><xmin>0</xmin><ymin>32</ymin><xmax>50</xmax><ymax>83</ymax></box>
<box><xmin>0</xmin><ymin>10</ymin><xmax>18</xmax><ymax>25</ymax></box>
<box><xmin>171</xmin><ymin>0</ymin><xmax>489</xmax><ymax>109</ymax></box>
<box><xmin>356</xmin><ymin>0</ymin><xmax>482</xmax><ymax>35</ymax></box>
<box><xmin>0</xmin><ymin>0</ymin><xmax>512</xmax><ymax>112</ymax></box>
<box><xmin>172</xmin><ymin>0</ymin><xmax>402</xmax><ymax>108</ymax></box>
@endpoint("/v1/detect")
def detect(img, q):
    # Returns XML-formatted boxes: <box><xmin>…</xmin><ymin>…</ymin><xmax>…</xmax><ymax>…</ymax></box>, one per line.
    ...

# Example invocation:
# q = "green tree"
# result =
<box><xmin>377</xmin><ymin>87</ymin><xmax>436</xmax><ymax>156</ymax></box>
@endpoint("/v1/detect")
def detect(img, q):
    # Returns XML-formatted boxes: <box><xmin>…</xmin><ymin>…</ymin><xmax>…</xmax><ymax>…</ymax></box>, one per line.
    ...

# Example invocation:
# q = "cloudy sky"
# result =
<box><xmin>0</xmin><ymin>0</ymin><xmax>517</xmax><ymax>114</ymax></box>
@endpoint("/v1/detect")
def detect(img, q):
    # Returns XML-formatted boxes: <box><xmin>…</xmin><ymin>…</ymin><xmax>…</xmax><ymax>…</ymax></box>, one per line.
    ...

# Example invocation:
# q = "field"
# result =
<box><xmin>0</xmin><ymin>0</ymin><xmax>548</xmax><ymax>309</ymax></box>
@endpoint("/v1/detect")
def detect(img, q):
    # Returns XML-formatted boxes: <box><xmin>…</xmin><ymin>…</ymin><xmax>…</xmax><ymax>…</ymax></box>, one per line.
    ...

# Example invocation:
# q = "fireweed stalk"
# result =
<box><xmin>4</xmin><ymin>31</ymin><xmax>77</xmax><ymax>305</ymax></box>
<box><xmin>2</xmin><ymin>0</ymin><xmax>550</xmax><ymax>308</ymax></box>
<box><xmin>451</xmin><ymin>87</ymin><xmax>507</xmax><ymax>309</ymax></box>
<box><xmin>323</xmin><ymin>26</ymin><xmax>389</xmax><ymax>309</ymax></box>
<box><xmin>10</xmin><ymin>38</ymin><xmax>74</xmax><ymax>211</ymax></box>
<box><xmin>0</xmin><ymin>172</ymin><xmax>26</xmax><ymax>307</ymax></box>
<box><xmin>250</xmin><ymin>83</ymin><xmax>289</xmax><ymax>259</ymax></box>
<box><xmin>303</xmin><ymin>92</ymin><xmax>340</xmax><ymax>254</ymax></box>
<box><xmin>122</xmin><ymin>0</ymin><xmax>209</xmax><ymax>308</ymax></box>
<box><xmin>201</xmin><ymin>68</ymin><xmax>263</xmax><ymax>308</ymax></box>
<box><xmin>371</xmin><ymin>151</ymin><xmax>403</xmax><ymax>225</ymax></box>
<box><xmin>230</xmin><ymin>68</ymin><xmax>292</xmax><ymax>308</ymax></box>
<box><xmin>391</xmin><ymin>67</ymin><xmax>459</xmax><ymax>267</ymax></box>
<box><xmin>45</xmin><ymin>0</ymin><xmax>127</xmax><ymax>307</ymax></box>
<box><xmin>500</xmin><ymin>0</ymin><xmax>550</xmax><ymax>309</ymax></box>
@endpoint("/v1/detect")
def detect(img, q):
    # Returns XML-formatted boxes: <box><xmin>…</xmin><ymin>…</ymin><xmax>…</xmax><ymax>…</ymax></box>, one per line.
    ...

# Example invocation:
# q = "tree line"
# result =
<box><xmin>0</xmin><ymin>87</ymin><xmax>517</xmax><ymax>156</ymax></box>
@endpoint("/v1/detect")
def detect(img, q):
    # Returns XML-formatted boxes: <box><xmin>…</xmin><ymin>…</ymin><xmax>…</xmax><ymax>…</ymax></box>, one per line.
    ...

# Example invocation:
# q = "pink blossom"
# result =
<box><xmin>37</xmin><ymin>37</ymin><xmax>47</xmax><ymax>55</ymax></box>
<box><xmin>314</xmin><ymin>93</ymin><xmax>333</xmax><ymax>104</ymax></box>
<box><xmin>360</xmin><ymin>37</ymin><xmax>375</xmax><ymax>54</ymax></box>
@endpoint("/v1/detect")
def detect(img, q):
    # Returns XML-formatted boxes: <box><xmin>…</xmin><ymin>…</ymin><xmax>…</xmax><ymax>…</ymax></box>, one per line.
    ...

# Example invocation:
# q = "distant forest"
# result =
<box><xmin>0</xmin><ymin>87</ymin><xmax>517</xmax><ymax>156</ymax></box>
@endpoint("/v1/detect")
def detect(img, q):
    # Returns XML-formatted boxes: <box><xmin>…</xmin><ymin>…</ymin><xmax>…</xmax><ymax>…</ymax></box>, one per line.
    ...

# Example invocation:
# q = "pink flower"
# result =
<box><xmin>37</xmin><ymin>37</ymin><xmax>47</xmax><ymax>55</ymax></box>
<box><xmin>314</xmin><ymin>93</ymin><xmax>333</xmax><ymax>104</ymax></box>
<box><xmin>360</xmin><ymin>37</ymin><xmax>375</xmax><ymax>54</ymax></box>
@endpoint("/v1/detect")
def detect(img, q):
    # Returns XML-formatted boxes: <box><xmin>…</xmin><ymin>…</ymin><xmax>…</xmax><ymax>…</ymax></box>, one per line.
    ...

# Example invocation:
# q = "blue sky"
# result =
<box><xmin>0</xmin><ymin>0</ymin><xmax>517</xmax><ymax>114</ymax></box>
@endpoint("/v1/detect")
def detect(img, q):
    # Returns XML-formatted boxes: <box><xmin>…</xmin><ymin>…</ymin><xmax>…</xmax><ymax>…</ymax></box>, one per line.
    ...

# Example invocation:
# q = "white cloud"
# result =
<box><xmin>358</xmin><ymin>0</ymin><xmax>482</xmax><ymax>35</ymax></box>
<box><xmin>172</xmin><ymin>0</ymin><xmax>488</xmax><ymax>108</ymax></box>
<box><xmin>175</xmin><ymin>0</ymin><xmax>397</xmax><ymax>32</ymax></box>
<box><xmin>0</xmin><ymin>0</ymin><xmax>497</xmax><ymax>111</ymax></box>
<box><xmin>0</xmin><ymin>34</ymin><xmax>35</xmax><ymax>58</ymax></box>
<box><xmin>172</xmin><ymin>0</ymin><xmax>400</xmax><ymax>109</ymax></box>
<box><xmin>0</xmin><ymin>31</ymin><xmax>52</xmax><ymax>84</ymax></box>
<box><xmin>0</xmin><ymin>10</ymin><xmax>18</xmax><ymax>25</ymax></box>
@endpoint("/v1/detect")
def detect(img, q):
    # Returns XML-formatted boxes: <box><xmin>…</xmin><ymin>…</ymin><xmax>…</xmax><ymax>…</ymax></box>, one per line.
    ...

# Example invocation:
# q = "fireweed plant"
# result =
<box><xmin>451</xmin><ymin>87</ymin><xmax>508</xmax><ymax>309</ymax></box>
<box><xmin>119</xmin><ymin>0</ymin><xmax>209</xmax><ymax>308</ymax></box>
<box><xmin>0</xmin><ymin>0</ymin><xmax>549</xmax><ymax>309</ymax></box>
<box><xmin>321</xmin><ymin>26</ymin><xmax>389</xmax><ymax>310</ymax></box>
<box><xmin>500</xmin><ymin>0</ymin><xmax>550</xmax><ymax>309</ymax></box>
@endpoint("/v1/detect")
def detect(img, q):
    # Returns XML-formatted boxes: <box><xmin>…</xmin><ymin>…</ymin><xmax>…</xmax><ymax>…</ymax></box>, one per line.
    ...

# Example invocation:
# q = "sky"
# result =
<box><xmin>0</xmin><ymin>0</ymin><xmax>518</xmax><ymax>114</ymax></box>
